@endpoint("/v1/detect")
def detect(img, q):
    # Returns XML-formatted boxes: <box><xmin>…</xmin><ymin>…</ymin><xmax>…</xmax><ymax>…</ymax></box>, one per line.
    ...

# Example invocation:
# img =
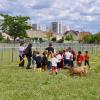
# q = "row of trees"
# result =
<box><xmin>84</xmin><ymin>33</ymin><xmax>100</xmax><ymax>43</ymax></box>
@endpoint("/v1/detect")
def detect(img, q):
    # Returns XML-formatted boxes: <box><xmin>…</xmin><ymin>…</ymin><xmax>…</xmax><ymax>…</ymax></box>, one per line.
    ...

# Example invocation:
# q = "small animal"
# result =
<box><xmin>69</xmin><ymin>66</ymin><xmax>88</xmax><ymax>76</ymax></box>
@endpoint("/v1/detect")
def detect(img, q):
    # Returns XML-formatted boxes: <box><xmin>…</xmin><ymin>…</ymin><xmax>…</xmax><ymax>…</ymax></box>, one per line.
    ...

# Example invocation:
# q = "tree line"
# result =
<box><xmin>83</xmin><ymin>33</ymin><xmax>100</xmax><ymax>43</ymax></box>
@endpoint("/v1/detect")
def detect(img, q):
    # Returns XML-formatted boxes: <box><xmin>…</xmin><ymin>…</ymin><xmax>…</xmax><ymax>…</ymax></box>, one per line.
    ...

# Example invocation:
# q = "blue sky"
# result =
<box><xmin>0</xmin><ymin>0</ymin><xmax>100</xmax><ymax>33</ymax></box>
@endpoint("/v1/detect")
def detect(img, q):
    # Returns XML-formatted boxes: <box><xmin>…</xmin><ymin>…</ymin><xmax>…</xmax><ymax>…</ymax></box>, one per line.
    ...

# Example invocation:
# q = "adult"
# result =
<box><xmin>24</xmin><ymin>43</ymin><xmax>32</xmax><ymax>69</ymax></box>
<box><xmin>18</xmin><ymin>42</ymin><xmax>25</xmax><ymax>67</ymax></box>
<box><xmin>45</xmin><ymin>43</ymin><xmax>55</xmax><ymax>70</ymax></box>
<box><xmin>45</xmin><ymin>43</ymin><xmax>54</xmax><ymax>53</ymax></box>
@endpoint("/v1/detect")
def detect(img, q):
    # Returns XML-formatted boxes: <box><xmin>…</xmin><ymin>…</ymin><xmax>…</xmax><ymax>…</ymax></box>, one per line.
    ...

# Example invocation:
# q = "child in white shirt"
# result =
<box><xmin>51</xmin><ymin>53</ymin><xmax>59</xmax><ymax>74</ymax></box>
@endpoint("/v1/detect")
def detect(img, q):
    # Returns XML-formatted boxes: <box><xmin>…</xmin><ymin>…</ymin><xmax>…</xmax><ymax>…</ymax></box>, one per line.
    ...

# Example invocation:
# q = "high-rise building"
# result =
<box><xmin>32</xmin><ymin>24</ymin><xmax>46</xmax><ymax>31</ymax></box>
<box><xmin>51</xmin><ymin>22</ymin><xmax>64</xmax><ymax>34</ymax></box>
<box><xmin>51</xmin><ymin>22</ymin><xmax>63</xmax><ymax>34</ymax></box>
<box><xmin>32</xmin><ymin>24</ymin><xmax>40</xmax><ymax>31</ymax></box>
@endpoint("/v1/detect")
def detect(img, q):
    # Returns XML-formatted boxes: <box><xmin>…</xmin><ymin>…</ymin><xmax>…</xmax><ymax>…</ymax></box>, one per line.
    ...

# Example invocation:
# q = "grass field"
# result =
<box><xmin>0</xmin><ymin>54</ymin><xmax>100</xmax><ymax>100</ymax></box>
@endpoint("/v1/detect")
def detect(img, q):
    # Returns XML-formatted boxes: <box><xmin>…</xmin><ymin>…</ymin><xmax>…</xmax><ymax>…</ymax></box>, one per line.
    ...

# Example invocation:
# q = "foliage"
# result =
<box><xmin>51</xmin><ymin>37</ymin><xmax>56</xmax><ymax>42</ymax></box>
<box><xmin>0</xmin><ymin>14</ymin><xmax>31</xmax><ymax>40</ymax></box>
<box><xmin>0</xmin><ymin>33</ymin><xmax>4</xmax><ymax>41</ymax></box>
<box><xmin>65</xmin><ymin>34</ymin><xmax>73</xmax><ymax>41</ymax></box>
<box><xmin>39</xmin><ymin>38</ymin><xmax>43</xmax><ymax>43</ymax></box>
<box><xmin>84</xmin><ymin>34</ymin><xmax>100</xmax><ymax>43</ymax></box>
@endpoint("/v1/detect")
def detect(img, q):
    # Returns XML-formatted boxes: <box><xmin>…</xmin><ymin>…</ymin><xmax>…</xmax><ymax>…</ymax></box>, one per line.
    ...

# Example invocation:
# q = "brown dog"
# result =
<box><xmin>69</xmin><ymin>66</ymin><xmax>88</xmax><ymax>76</ymax></box>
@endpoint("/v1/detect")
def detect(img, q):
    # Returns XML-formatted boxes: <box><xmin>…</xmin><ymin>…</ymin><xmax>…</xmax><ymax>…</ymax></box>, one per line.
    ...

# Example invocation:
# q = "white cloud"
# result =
<box><xmin>0</xmin><ymin>0</ymin><xmax>100</xmax><ymax>33</ymax></box>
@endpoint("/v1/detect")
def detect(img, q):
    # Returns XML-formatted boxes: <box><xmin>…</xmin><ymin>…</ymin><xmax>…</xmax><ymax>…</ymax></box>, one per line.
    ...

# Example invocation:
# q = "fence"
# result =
<box><xmin>0</xmin><ymin>43</ymin><xmax>100</xmax><ymax>65</ymax></box>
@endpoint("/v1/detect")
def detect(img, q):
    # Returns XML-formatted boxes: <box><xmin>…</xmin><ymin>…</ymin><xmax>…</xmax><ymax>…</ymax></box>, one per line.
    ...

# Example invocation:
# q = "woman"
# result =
<box><xmin>18</xmin><ymin>42</ymin><xmax>25</xmax><ymax>67</ymax></box>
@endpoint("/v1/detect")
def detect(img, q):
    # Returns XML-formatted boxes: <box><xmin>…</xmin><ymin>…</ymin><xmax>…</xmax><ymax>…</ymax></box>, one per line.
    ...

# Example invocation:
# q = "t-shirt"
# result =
<box><xmin>46</xmin><ymin>47</ymin><xmax>54</xmax><ymax>53</ymax></box>
<box><xmin>56</xmin><ymin>54</ymin><xmax>62</xmax><ymax>62</ymax></box>
<box><xmin>19</xmin><ymin>46</ymin><xmax>25</xmax><ymax>56</ymax></box>
<box><xmin>65</xmin><ymin>51</ymin><xmax>72</xmax><ymax>60</ymax></box>
<box><xmin>84</xmin><ymin>54</ymin><xmax>90</xmax><ymax>61</ymax></box>
<box><xmin>51</xmin><ymin>57</ymin><xmax>59</xmax><ymax>67</ymax></box>
<box><xmin>77</xmin><ymin>54</ymin><xmax>84</xmax><ymax>63</ymax></box>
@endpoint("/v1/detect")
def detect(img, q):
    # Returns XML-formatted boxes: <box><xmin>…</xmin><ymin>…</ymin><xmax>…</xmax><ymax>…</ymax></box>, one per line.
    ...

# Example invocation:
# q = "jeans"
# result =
<box><xmin>47</xmin><ymin>61</ymin><xmax>52</xmax><ymax>70</ymax></box>
<box><xmin>26</xmin><ymin>57</ymin><xmax>31</xmax><ymax>69</ymax></box>
<box><xmin>85</xmin><ymin>60</ymin><xmax>90</xmax><ymax>68</ymax></box>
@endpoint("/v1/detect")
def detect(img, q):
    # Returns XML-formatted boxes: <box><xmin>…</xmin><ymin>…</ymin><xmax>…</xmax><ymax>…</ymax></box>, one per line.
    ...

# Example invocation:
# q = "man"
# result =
<box><xmin>45</xmin><ymin>43</ymin><xmax>55</xmax><ymax>70</ymax></box>
<box><xmin>45</xmin><ymin>43</ymin><xmax>54</xmax><ymax>53</ymax></box>
<box><xmin>24</xmin><ymin>43</ymin><xmax>32</xmax><ymax>69</ymax></box>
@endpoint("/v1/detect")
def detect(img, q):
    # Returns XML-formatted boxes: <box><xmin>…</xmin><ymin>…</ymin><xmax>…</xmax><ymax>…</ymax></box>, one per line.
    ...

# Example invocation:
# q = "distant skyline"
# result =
<box><xmin>0</xmin><ymin>0</ymin><xmax>100</xmax><ymax>33</ymax></box>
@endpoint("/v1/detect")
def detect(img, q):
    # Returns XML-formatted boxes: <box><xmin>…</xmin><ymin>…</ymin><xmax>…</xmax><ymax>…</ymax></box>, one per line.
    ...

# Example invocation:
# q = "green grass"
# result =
<box><xmin>0</xmin><ymin>53</ymin><xmax>100</xmax><ymax>100</ymax></box>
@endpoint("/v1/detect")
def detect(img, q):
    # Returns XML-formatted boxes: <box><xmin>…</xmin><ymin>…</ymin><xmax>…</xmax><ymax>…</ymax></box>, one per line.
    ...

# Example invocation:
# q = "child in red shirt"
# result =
<box><xmin>76</xmin><ymin>51</ymin><xmax>84</xmax><ymax>67</ymax></box>
<box><xmin>84</xmin><ymin>51</ymin><xmax>90</xmax><ymax>68</ymax></box>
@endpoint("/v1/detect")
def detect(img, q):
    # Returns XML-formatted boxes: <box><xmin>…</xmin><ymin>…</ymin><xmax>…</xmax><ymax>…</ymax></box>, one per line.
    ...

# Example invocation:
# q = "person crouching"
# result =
<box><xmin>51</xmin><ymin>53</ymin><xmax>59</xmax><ymax>74</ymax></box>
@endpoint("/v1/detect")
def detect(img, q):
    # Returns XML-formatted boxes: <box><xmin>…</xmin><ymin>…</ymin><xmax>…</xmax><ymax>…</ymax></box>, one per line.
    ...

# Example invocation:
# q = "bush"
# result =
<box><xmin>57</xmin><ymin>39</ymin><xmax>64</xmax><ymax>43</ymax></box>
<box><xmin>84</xmin><ymin>34</ymin><xmax>100</xmax><ymax>43</ymax></box>
<box><xmin>51</xmin><ymin>37</ymin><xmax>56</xmax><ymax>42</ymax></box>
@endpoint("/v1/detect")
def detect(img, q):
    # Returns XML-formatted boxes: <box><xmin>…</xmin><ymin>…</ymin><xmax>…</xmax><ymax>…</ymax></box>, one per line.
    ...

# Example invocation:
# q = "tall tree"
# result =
<box><xmin>0</xmin><ymin>14</ymin><xmax>31</xmax><ymax>40</ymax></box>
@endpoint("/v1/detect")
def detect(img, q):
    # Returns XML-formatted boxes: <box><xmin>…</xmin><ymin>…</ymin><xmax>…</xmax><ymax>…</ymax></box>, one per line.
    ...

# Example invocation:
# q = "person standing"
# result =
<box><xmin>84</xmin><ymin>51</ymin><xmax>90</xmax><ymax>68</ymax></box>
<box><xmin>24</xmin><ymin>43</ymin><xmax>32</xmax><ymax>69</ymax></box>
<box><xmin>45</xmin><ymin>43</ymin><xmax>55</xmax><ymax>53</ymax></box>
<box><xmin>18</xmin><ymin>42</ymin><xmax>25</xmax><ymax>67</ymax></box>
<box><xmin>35</xmin><ymin>52</ymin><xmax>42</xmax><ymax>72</ymax></box>
<box><xmin>76</xmin><ymin>51</ymin><xmax>84</xmax><ymax>67</ymax></box>
<box><xmin>51</xmin><ymin>53</ymin><xmax>59</xmax><ymax>74</ymax></box>
<box><xmin>65</xmin><ymin>48</ymin><xmax>72</xmax><ymax>67</ymax></box>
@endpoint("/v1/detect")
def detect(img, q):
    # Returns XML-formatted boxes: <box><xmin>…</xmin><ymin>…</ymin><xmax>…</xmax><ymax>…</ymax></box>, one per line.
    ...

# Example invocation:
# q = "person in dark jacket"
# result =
<box><xmin>35</xmin><ymin>52</ymin><xmax>42</xmax><ymax>72</ymax></box>
<box><xmin>24</xmin><ymin>43</ymin><xmax>32</xmax><ymax>69</ymax></box>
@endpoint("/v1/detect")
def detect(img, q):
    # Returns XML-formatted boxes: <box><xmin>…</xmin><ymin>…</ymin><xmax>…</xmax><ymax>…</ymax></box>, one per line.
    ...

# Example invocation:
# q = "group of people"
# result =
<box><xmin>18</xmin><ymin>42</ymin><xmax>90</xmax><ymax>74</ymax></box>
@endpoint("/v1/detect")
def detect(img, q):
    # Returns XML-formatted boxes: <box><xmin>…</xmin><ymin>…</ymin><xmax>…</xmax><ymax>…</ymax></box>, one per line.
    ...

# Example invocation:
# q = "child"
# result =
<box><xmin>65</xmin><ymin>48</ymin><xmax>72</xmax><ymax>67</ymax></box>
<box><xmin>76</xmin><ymin>51</ymin><xmax>84</xmax><ymax>67</ymax></box>
<box><xmin>51</xmin><ymin>53</ymin><xmax>59</xmax><ymax>74</ymax></box>
<box><xmin>84</xmin><ymin>51</ymin><xmax>90</xmax><ymax>68</ymax></box>
<box><xmin>35</xmin><ymin>52</ymin><xmax>42</xmax><ymax>72</ymax></box>
<box><xmin>56</xmin><ymin>51</ymin><xmax>62</xmax><ymax>69</ymax></box>
<box><xmin>42</xmin><ymin>52</ymin><xmax>48</xmax><ymax>71</ymax></box>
